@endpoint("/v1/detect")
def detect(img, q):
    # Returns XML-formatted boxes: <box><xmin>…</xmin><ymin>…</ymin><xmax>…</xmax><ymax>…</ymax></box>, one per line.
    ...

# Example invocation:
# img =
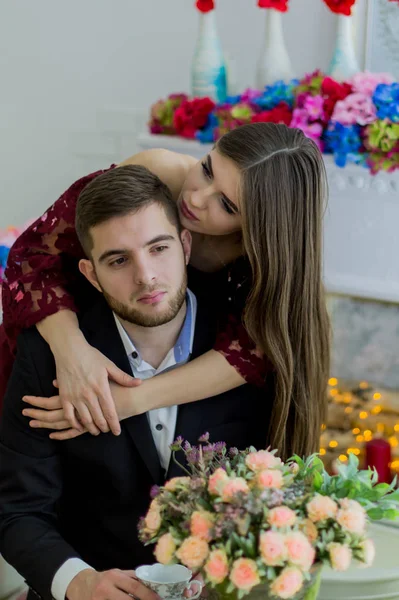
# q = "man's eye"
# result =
<box><xmin>152</xmin><ymin>246</ymin><xmax>168</xmax><ymax>253</ymax></box>
<box><xmin>110</xmin><ymin>257</ymin><xmax>126</xmax><ymax>266</ymax></box>
<box><xmin>201</xmin><ymin>160</ymin><xmax>212</xmax><ymax>179</ymax></box>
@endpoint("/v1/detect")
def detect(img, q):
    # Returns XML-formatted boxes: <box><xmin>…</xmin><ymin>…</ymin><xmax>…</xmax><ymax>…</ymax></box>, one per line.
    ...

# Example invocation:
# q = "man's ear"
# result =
<box><xmin>180</xmin><ymin>229</ymin><xmax>192</xmax><ymax>266</ymax></box>
<box><xmin>79</xmin><ymin>259</ymin><xmax>102</xmax><ymax>293</ymax></box>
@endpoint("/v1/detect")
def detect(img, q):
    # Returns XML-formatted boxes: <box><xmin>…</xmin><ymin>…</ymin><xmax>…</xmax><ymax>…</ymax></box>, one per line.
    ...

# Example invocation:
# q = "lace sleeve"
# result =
<box><xmin>2</xmin><ymin>166</ymin><xmax>114</xmax><ymax>342</ymax></box>
<box><xmin>213</xmin><ymin>258</ymin><xmax>271</xmax><ymax>387</ymax></box>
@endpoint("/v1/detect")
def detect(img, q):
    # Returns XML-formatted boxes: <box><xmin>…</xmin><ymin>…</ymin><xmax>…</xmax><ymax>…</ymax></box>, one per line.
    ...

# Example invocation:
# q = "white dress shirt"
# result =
<box><xmin>51</xmin><ymin>291</ymin><xmax>197</xmax><ymax>600</ymax></box>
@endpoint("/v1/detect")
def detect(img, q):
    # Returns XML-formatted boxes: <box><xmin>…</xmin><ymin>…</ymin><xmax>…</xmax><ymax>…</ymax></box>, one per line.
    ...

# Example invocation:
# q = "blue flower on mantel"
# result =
<box><xmin>195</xmin><ymin>112</ymin><xmax>218</xmax><ymax>144</ymax></box>
<box><xmin>0</xmin><ymin>245</ymin><xmax>10</xmax><ymax>269</ymax></box>
<box><xmin>324</xmin><ymin>122</ymin><xmax>363</xmax><ymax>168</ymax></box>
<box><xmin>253</xmin><ymin>79</ymin><xmax>299</xmax><ymax>110</ymax></box>
<box><xmin>372</xmin><ymin>83</ymin><xmax>399</xmax><ymax>123</ymax></box>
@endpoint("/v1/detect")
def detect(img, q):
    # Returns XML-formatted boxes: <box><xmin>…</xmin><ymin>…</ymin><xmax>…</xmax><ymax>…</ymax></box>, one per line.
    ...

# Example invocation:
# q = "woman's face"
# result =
<box><xmin>177</xmin><ymin>149</ymin><xmax>242</xmax><ymax>236</ymax></box>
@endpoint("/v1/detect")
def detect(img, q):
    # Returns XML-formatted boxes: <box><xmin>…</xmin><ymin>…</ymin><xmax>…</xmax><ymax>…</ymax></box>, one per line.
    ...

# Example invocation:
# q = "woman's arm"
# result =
<box><xmin>22</xmin><ymin>350</ymin><xmax>246</xmax><ymax>440</ymax></box>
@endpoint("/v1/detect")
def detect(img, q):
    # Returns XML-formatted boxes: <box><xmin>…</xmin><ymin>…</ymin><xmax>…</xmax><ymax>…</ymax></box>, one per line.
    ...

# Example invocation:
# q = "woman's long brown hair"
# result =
<box><xmin>217</xmin><ymin>123</ymin><xmax>331</xmax><ymax>460</ymax></box>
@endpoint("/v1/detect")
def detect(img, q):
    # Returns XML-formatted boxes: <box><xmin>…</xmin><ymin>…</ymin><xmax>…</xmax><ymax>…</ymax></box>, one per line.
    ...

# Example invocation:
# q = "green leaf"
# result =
<box><xmin>367</xmin><ymin>507</ymin><xmax>384</xmax><ymax>520</ymax></box>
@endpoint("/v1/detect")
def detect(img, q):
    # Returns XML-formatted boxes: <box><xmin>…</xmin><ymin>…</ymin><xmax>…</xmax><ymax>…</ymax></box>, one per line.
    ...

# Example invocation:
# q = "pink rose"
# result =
<box><xmin>190</xmin><ymin>511</ymin><xmax>214</xmax><ymax>542</ymax></box>
<box><xmin>245</xmin><ymin>450</ymin><xmax>282</xmax><ymax>472</ymax></box>
<box><xmin>221</xmin><ymin>477</ymin><xmax>250</xmax><ymax>502</ymax></box>
<box><xmin>328</xmin><ymin>542</ymin><xmax>352</xmax><ymax>571</ymax></box>
<box><xmin>256</xmin><ymin>469</ymin><xmax>284</xmax><ymax>489</ymax></box>
<box><xmin>175</xmin><ymin>536</ymin><xmax>209</xmax><ymax>570</ymax></box>
<box><xmin>358</xmin><ymin>538</ymin><xmax>376</xmax><ymax>568</ymax></box>
<box><xmin>268</xmin><ymin>507</ymin><xmax>297</xmax><ymax>529</ymax></box>
<box><xmin>229</xmin><ymin>558</ymin><xmax>260</xmax><ymax>591</ymax></box>
<box><xmin>208</xmin><ymin>468</ymin><xmax>229</xmax><ymax>496</ymax></box>
<box><xmin>284</xmin><ymin>531</ymin><xmax>316</xmax><ymax>571</ymax></box>
<box><xmin>307</xmin><ymin>494</ymin><xmax>338</xmax><ymax>523</ymax></box>
<box><xmin>336</xmin><ymin>499</ymin><xmax>366</xmax><ymax>535</ymax></box>
<box><xmin>299</xmin><ymin>519</ymin><xmax>318</xmax><ymax>544</ymax></box>
<box><xmin>270</xmin><ymin>566</ymin><xmax>304</xmax><ymax>599</ymax></box>
<box><xmin>204</xmin><ymin>549</ymin><xmax>229</xmax><ymax>584</ymax></box>
<box><xmin>144</xmin><ymin>499</ymin><xmax>162</xmax><ymax>535</ymax></box>
<box><xmin>164</xmin><ymin>476</ymin><xmax>191</xmax><ymax>492</ymax></box>
<box><xmin>259</xmin><ymin>531</ymin><xmax>287</xmax><ymax>566</ymax></box>
<box><xmin>154</xmin><ymin>533</ymin><xmax>176</xmax><ymax>564</ymax></box>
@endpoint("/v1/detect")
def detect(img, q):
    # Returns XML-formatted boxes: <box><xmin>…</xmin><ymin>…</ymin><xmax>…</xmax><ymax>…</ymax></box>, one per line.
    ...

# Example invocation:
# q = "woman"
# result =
<box><xmin>1</xmin><ymin>123</ymin><xmax>330</xmax><ymax>459</ymax></box>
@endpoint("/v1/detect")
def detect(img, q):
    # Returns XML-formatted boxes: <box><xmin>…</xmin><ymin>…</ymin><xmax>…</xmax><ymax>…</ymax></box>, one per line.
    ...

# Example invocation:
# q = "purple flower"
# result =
<box><xmin>229</xmin><ymin>447</ymin><xmax>239</xmax><ymax>457</ymax></box>
<box><xmin>150</xmin><ymin>485</ymin><xmax>160</xmax><ymax>499</ymax></box>
<box><xmin>214</xmin><ymin>442</ymin><xmax>227</xmax><ymax>454</ymax></box>
<box><xmin>186</xmin><ymin>449</ymin><xmax>199</xmax><ymax>464</ymax></box>
<box><xmin>198</xmin><ymin>432</ymin><xmax>210</xmax><ymax>443</ymax></box>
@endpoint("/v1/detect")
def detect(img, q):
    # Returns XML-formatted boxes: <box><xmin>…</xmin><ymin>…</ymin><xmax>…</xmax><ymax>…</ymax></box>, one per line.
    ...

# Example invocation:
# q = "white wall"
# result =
<box><xmin>0</xmin><ymin>0</ymin><xmax>367</xmax><ymax>227</ymax></box>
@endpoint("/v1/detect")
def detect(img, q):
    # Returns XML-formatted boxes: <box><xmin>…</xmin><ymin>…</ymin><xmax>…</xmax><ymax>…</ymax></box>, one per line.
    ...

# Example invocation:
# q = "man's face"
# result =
<box><xmin>80</xmin><ymin>203</ymin><xmax>191</xmax><ymax>327</ymax></box>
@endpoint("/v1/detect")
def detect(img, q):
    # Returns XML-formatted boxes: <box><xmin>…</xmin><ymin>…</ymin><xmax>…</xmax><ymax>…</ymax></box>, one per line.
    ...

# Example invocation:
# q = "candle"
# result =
<box><xmin>365</xmin><ymin>439</ymin><xmax>392</xmax><ymax>483</ymax></box>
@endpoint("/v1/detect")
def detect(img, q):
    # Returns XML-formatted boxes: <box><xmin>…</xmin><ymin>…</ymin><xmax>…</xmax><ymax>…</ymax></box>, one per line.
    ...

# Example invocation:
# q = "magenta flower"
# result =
<box><xmin>332</xmin><ymin>93</ymin><xmax>376</xmax><ymax>126</ymax></box>
<box><xmin>303</xmin><ymin>94</ymin><xmax>325</xmax><ymax>121</ymax></box>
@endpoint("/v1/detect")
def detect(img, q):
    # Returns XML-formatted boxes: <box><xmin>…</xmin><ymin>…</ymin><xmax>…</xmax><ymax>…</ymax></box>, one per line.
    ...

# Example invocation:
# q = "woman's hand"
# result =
<box><xmin>53</xmin><ymin>337</ymin><xmax>141</xmax><ymax>436</ymax></box>
<box><xmin>22</xmin><ymin>381</ymin><xmax>145</xmax><ymax>441</ymax></box>
<box><xmin>36</xmin><ymin>310</ymin><xmax>141</xmax><ymax>436</ymax></box>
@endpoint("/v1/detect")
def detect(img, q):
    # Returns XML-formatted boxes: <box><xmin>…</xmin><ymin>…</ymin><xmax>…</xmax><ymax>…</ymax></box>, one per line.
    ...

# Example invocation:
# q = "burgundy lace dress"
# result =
<box><xmin>0</xmin><ymin>167</ymin><xmax>268</xmax><ymax>407</ymax></box>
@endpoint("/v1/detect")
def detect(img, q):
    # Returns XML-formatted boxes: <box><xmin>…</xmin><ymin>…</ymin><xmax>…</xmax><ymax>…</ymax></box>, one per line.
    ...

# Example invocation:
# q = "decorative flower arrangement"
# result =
<box><xmin>257</xmin><ymin>0</ymin><xmax>289</xmax><ymax>11</ymax></box>
<box><xmin>322</xmin><ymin>0</ymin><xmax>357</xmax><ymax>15</ymax></box>
<box><xmin>139</xmin><ymin>435</ymin><xmax>399</xmax><ymax>600</ymax></box>
<box><xmin>196</xmin><ymin>0</ymin><xmax>215</xmax><ymax>13</ymax></box>
<box><xmin>148</xmin><ymin>70</ymin><xmax>399</xmax><ymax>174</ymax></box>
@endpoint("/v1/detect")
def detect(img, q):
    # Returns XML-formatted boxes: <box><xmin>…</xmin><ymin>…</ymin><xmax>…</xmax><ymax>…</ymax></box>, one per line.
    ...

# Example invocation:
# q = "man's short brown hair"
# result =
<box><xmin>76</xmin><ymin>164</ymin><xmax>180</xmax><ymax>256</ymax></box>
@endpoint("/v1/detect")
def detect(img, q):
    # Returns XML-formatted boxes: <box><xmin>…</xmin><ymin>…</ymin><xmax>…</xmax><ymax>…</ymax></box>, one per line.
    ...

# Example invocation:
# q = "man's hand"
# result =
<box><xmin>67</xmin><ymin>568</ymin><xmax>159</xmax><ymax>600</ymax></box>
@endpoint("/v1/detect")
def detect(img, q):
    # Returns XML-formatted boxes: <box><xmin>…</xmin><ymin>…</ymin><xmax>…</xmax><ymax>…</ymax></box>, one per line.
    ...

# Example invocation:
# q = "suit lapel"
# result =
<box><xmin>81</xmin><ymin>299</ymin><xmax>163</xmax><ymax>485</ymax></box>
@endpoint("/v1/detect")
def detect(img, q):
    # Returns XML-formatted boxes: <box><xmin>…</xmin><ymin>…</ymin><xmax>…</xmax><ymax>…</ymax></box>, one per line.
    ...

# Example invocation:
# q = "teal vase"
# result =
<box><xmin>191</xmin><ymin>10</ymin><xmax>227</xmax><ymax>103</ymax></box>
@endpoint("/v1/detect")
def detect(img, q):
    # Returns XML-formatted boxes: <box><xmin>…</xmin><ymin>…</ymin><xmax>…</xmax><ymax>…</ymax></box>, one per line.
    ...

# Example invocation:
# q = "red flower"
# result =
<box><xmin>321</xmin><ymin>76</ymin><xmax>352</xmax><ymax>120</ymax></box>
<box><xmin>173</xmin><ymin>97</ymin><xmax>215</xmax><ymax>139</ymax></box>
<box><xmin>322</xmin><ymin>0</ymin><xmax>357</xmax><ymax>16</ymax></box>
<box><xmin>251</xmin><ymin>102</ymin><xmax>292</xmax><ymax>126</ymax></box>
<box><xmin>196</xmin><ymin>0</ymin><xmax>215</xmax><ymax>12</ymax></box>
<box><xmin>257</xmin><ymin>0</ymin><xmax>289</xmax><ymax>11</ymax></box>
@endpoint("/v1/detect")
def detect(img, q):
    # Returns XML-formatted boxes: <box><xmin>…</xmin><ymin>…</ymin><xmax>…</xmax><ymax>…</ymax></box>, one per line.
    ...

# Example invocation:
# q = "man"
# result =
<box><xmin>0</xmin><ymin>166</ymin><xmax>272</xmax><ymax>600</ymax></box>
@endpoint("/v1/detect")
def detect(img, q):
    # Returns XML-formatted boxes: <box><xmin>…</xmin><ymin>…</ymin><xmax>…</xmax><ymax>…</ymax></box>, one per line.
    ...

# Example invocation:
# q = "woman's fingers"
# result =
<box><xmin>22</xmin><ymin>395</ymin><xmax>62</xmax><ymax>410</ymax></box>
<box><xmin>29</xmin><ymin>418</ymin><xmax>72</xmax><ymax>430</ymax></box>
<box><xmin>49</xmin><ymin>428</ymin><xmax>86</xmax><ymax>441</ymax></box>
<box><xmin>23</xmin><ymin>407</ymin><xmax>64</xmax><ymax>422</ymax></box>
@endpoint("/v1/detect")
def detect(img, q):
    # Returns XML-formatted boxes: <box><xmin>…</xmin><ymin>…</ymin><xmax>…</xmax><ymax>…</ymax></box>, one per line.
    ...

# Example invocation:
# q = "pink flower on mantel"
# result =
<box><xmin>332</xmin><ymin>93</ymin><xmax>376</xmax><ymax>126</ymax></box>
<box><xmin>270</xmin><ymin>566</ymin><xmax>304</xmax><ymax>599</ymax></box>
<box><xmin>350</xmin><ymin>71</ymin><xmax>395</xmax><ymax>96</ymax></box>
<box><xmin>208</xmin><ymin>467</ymin><xmax>229</xmax><ymax>496</ymax></box>
<box><xmin>257</xmin><ymin>468</ymin><xmax>284</xmax><ymax>489</ymax></box>
<box><xmin>175</xmin><ymin>536</ymin><xmax>209</xmax><ymax>570</ymax></box>
<box><xmin>303</xmin><ymin>94</ymin><xmax>325</xmax><ymax>121</ymax></box>
<box><xmin>358</xmin><ymin>538</ymin><xmax>376</xmax><ymax>568</ymax></box>
<box><xmin>336</xmin><ymin>498</ymin><xmax>366</xmax><ymax>535</ymax></box>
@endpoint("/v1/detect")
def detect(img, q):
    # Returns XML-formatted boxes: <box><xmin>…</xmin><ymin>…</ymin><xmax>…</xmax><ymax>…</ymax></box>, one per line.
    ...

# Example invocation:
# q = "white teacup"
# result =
<box><xmin>135</xmin><ymin>564</ymin><xmax>203</xmax><ymax>600</ymax></box>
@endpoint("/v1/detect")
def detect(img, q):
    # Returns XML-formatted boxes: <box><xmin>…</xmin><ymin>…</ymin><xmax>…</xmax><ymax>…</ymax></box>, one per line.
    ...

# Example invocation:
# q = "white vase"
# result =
<box><xmin>328</xmin><ymin>14</ymin><xmax>360</xmax><ymax>81</ymax></box>
<box><xmin>256</xmin><ymin>9</ymin><xmax>294</xmax><ymax>89</ymax></box>
<box><xmin>191</xmin><ymin>10</ymin><xmax>227</xmax><ymax>103</ymax></box>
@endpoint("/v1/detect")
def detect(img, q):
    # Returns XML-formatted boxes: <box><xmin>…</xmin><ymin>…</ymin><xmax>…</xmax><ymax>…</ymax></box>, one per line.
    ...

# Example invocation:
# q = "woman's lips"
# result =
<box><xmin>138</xmin><ymin>292</ymin><xmax>166</xmax><ymax>305</ymax></box>
<box><xmin>181</xmin><ymin>199</ymin><xmax>200</xmax><ymax>221</ymax></box>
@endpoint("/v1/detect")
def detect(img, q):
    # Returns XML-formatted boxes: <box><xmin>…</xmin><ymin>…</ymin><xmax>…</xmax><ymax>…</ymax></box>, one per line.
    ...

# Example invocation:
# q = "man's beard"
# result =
<box><xmin>99</xmin><ymin>271</ymin><xmax>187</xmax><ymax>327</ymax></box>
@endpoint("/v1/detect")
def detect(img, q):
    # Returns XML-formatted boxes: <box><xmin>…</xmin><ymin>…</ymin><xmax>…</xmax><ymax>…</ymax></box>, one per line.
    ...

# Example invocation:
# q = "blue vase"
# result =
<box><xmin>191</xmin><ymin>11</ymin><xmax>227</xmax><ymax>103</ymax></box>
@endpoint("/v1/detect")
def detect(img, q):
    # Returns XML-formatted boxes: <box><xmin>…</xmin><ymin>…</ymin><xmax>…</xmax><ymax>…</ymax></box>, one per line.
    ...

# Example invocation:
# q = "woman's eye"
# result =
<box><xmin>201</xmin><ymin>160</ymin><xmax>212</xmax><ymax>179</ymax></box>
<box><xmin>220</xmin><ymin>197</ymin><xmax>235</xmax><ymax>215</ymax></box>
<box><xmin>110</xmin><ymin>257</ymin><xmax>126</xmax><ymax>267</ymax></box>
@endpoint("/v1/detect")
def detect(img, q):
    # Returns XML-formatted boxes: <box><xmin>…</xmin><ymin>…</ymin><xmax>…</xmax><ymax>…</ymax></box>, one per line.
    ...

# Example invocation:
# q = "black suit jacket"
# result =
<box><xmin>0</xmin><ymin>297</ymin><xmax>273</xmax><ymax>600</ymax></box>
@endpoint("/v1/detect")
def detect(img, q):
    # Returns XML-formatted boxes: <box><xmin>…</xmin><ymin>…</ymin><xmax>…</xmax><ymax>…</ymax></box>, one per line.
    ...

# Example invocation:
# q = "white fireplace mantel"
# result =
<box><xmin>138</xmin><ymin>133</ymin><xmax>399</xmax><ymax>304</ymax></box>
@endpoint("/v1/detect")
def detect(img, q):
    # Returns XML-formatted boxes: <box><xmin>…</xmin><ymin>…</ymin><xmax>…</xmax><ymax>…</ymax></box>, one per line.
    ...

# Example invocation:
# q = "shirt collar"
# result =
<box><xmin>113</xmin><ymin>289</ymin><xmax>197</xmax><ymax>370</ymax></box>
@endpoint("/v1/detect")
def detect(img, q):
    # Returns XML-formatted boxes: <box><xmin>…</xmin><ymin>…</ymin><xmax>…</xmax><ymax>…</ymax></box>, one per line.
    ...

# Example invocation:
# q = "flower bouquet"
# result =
<box><xmin>139</xmin><ymin>435</ymin><xmax>399</xmax><ymax>600</ymax></box>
